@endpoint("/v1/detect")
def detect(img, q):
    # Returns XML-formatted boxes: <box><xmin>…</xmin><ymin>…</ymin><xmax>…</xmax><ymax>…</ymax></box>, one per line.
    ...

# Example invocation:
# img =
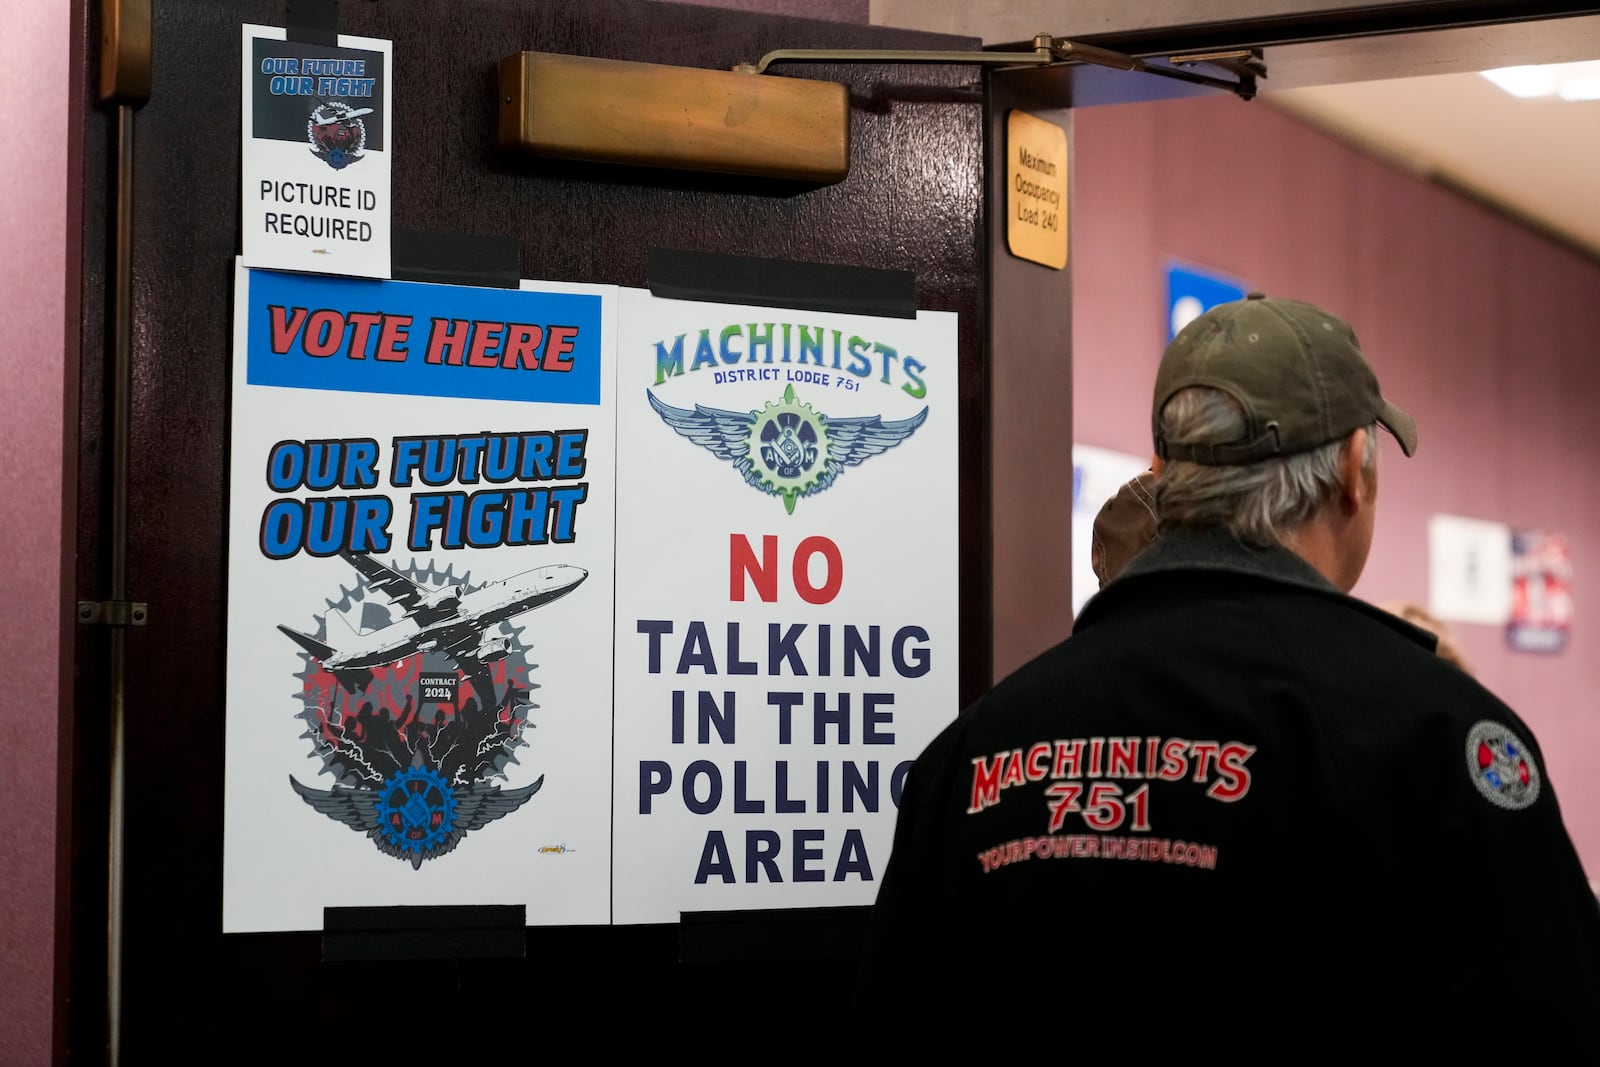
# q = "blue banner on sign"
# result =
<box><xmin>1166</xmin><ymin>261</ymin><xmax>1248</xmax><ymax>341</ymax></box>
<box><xmin>245</xmin><ymin>269</ymin><xmax>603</xmax><ymax>405</ymax></box>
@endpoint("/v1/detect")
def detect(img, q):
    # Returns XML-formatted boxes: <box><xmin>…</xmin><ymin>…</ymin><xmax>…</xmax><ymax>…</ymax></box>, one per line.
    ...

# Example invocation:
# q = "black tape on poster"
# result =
<box><xmin>392</xmin><ymin>230</ymin><xmax>521</xmax><ymax>290</ymax></box>
<box><xmin>678</xmin><ymin>905</ymin><xmax>872</xmax><ymax>964</ymax></box>
<box><xmin>647</xmin><ymin>248</ymin><xmax>918</xmax><ymax>320</ymax></box>
<box><xmin>322</xmin><ymin>904</ymin><xmax>526</xmax><ymax>961</ymax></box>
<box><xmin>285</xmin><ymin>0</ymin><xmax>339</xmax><ymax>48</ymax></box>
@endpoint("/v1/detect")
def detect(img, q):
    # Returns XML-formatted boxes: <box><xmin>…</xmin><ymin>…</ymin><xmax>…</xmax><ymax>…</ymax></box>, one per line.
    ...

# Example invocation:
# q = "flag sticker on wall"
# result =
<box><xmin>1508</xmin><ymin>529</ymin><xmax>1572</xmax><ymax>653</ymax></box>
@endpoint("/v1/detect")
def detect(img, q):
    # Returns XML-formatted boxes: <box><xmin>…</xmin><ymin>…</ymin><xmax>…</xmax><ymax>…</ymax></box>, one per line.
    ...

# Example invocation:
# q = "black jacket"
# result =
<box><xmin>857</xmin><ymin>529</ymin><xmax>1600</xmax><ymax>1050</ymax></box>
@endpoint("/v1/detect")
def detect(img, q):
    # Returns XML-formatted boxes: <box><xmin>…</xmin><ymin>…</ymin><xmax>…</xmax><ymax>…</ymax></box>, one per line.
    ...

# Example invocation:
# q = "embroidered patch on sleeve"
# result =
<box><xmin>1465</xmin><ymin>720</ymin><xmax>1541</xmax><ymax>811</ymax></box>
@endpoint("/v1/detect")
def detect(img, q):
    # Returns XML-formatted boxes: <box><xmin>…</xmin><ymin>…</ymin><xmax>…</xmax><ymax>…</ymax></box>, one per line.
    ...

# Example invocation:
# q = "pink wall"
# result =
<box><xmin>0</xmin><ymin>0</ymin><xmax>71</xmax><ymax>1060</ymax></box>
<box><xmin>1073</xmin><ymin>94</ymin><xmax>1600</xmax><ymax>881</ymax></box>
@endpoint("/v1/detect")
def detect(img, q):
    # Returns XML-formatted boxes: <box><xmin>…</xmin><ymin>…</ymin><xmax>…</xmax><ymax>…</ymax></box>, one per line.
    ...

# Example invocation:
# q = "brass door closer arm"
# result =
<box><xmin>735</xmin><ymin>33</ymin><xmax>1260</xmax><ymax>101</ymax></box>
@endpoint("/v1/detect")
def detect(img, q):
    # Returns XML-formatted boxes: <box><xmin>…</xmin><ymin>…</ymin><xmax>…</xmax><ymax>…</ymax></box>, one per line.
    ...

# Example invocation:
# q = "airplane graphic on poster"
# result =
<box><xmin>276</xmin><ymin>550</ymin><xmax>591</xmax><ymax>868</ymax></box>
<box><xmin>277</xmin><ymin>549</ymin><xmax>588</xmax><ymax>709</ymax></box>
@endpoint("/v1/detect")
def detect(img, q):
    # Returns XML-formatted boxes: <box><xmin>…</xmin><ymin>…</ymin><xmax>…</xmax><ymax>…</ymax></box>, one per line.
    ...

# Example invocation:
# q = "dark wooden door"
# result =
<box><xmin>69</xmin><ymin>0</ymin><xmax>990</xmax><ymax>1057</ymax></box>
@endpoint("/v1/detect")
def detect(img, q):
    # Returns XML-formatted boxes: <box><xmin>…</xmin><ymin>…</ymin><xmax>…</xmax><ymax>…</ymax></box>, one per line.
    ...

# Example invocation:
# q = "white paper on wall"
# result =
<box><xmin>1428</xmin><ymin>513</ymin><xmax>1512</xmax><ymax>625</ymax></box>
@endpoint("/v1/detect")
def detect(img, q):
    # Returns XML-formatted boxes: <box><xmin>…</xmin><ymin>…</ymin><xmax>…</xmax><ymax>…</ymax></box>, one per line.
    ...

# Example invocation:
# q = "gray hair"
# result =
<box><xmin>1155</xmin><ymin>386</ymin><xmax>1378</xmax><ymax>546</ymax></box>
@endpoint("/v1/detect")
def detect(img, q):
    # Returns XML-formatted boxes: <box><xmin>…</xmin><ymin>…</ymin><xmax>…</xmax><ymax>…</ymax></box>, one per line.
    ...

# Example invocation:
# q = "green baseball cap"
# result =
<box><xmin>1152</xmin><ymin>293</ymin><xmax>1418</xmax><ymax>465</ymax></box>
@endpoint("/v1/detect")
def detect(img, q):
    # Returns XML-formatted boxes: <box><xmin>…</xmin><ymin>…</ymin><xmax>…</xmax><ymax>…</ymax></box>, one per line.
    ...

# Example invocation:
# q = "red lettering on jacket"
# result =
<box><xmin>1159</xmin><ymin>738</ymin><xmax>1190</xmax><ymax>780</ymax></box>
<box><xmin>1207</xmin><ymin>742</ymin><xmax>1256</xmax><ymax>802</ymax></box>
<box><xmin>968</xmin><ymin>754</ymin><xmax>1005</xmax><ymax>813</ymax></box>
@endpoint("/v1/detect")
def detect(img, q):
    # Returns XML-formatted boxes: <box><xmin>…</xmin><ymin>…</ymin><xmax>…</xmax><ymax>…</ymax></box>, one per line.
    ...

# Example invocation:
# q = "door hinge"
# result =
<box><xmin>77</xmin><ymin>600</ymin><xmax>149</xmax><ymax>627</ymax></box>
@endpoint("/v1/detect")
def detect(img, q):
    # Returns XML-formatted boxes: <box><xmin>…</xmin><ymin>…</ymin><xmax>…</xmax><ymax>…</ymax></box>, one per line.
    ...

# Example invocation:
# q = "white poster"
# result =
<box><xmin>610</xmin><ymin>293</ymin><xmax>962</xmax><ymax>924</ymax></box>
<box><xmin>222</xmin><ymin>263</ymin><xmax>616</xmax><ymax>932</ymax></box>
<box><xmin>240</xmin><ymin>25</ymin><xmax>392</xmax><ymax>277</ymax></box>
<box><xmin>1071</xmin><ymin>444</ymin><xmax>1152</xmax><ymax>615</ymax></box>
<box><xmin>1428</xmin><ymin>513</ymin><xmax>1512</xmax><ymax>625</ymax></box>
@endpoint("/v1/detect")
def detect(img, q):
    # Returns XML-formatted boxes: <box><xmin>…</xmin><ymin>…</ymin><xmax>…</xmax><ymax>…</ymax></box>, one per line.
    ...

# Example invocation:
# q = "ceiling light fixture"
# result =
<box><xmin>1481</xmin><ymin>60</ymin><xmax>1600</xmax><ymax>100</ymax></box>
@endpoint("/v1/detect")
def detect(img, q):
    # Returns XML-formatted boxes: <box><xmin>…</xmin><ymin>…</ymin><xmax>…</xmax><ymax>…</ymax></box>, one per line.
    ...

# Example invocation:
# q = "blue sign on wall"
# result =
<box><xmin>1166</xmin><ymin>261</ymin><xmax>1248</xmax><ymax>341</ymax></box>
<box><xmin>246</xmin><ymin>269</ymin><xmax>605</xmax><ymax>406</ymax></box>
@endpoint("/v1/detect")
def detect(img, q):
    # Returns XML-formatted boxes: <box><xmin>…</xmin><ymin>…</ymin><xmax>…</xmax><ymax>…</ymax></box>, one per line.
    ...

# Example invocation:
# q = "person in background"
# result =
<box><xmin>1089</xmin><ymin>465</ymin><xmax>1160</xmax><ymax>590</ymax></box>
<box><xmin>856</xmin><ymin>294</ymin><xmax>1600</xmax><ymax>1050</ymax></box>
<box><xmin>1092</xmin><ymin>482</ymin><xmax>1478</xmax><ymax>681</ymax></box>
<box><xmin>1381</xmin><ymin>599</ymin><xmax>1473</xmax><ymax>674</ymax></box>
<box><xmin>1377</xmin><ymin>602</ymin><xmax>1594</xmax><ymax>903</ymax></box>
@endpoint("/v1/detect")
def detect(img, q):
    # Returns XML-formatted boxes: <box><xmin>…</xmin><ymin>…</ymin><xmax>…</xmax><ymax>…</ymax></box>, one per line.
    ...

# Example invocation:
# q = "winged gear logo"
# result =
<box><xmin>278</xmin><ymin>551</ymin><xmax>587</xmax><ymax>867</ymax></box>
<box><xmin>647</xmin><ymin>384</ymin><xmax>928</xmax><ymax>513</ymax></box>
<box><xmin>307</xmin><ymin>101</ymin><xmax>370</xmax><ymax>170</ymax></box>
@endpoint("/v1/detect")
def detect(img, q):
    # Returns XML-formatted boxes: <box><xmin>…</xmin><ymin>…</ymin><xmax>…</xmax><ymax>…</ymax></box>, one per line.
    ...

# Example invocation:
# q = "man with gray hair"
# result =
<box><xmin>856</xmin><ymin>295</ymin><xmax>1599</xmax><ymax>1047</ymax></box>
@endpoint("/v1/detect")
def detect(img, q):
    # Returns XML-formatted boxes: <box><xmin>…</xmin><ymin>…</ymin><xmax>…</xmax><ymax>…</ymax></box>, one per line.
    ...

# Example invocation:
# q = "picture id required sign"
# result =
<box><xmin>241</xmin><ymin>24</ymin><xmax>393</xmax><ymax>278</ymax></box>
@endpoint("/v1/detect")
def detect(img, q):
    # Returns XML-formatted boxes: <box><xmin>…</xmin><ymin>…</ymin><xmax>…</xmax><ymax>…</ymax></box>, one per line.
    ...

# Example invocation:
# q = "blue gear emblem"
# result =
<box><xmin>375</xmin><ymin>765</ymin><xmax>458</xmax><ymax>855</ymax></box>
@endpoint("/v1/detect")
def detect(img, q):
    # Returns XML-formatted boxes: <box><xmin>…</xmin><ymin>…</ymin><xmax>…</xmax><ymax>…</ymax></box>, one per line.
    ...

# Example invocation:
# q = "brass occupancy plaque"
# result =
<box><xmin>1006</xmin><ymin>110</ymin><xmax>1067</xmax><ymax>269</ymax></box>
